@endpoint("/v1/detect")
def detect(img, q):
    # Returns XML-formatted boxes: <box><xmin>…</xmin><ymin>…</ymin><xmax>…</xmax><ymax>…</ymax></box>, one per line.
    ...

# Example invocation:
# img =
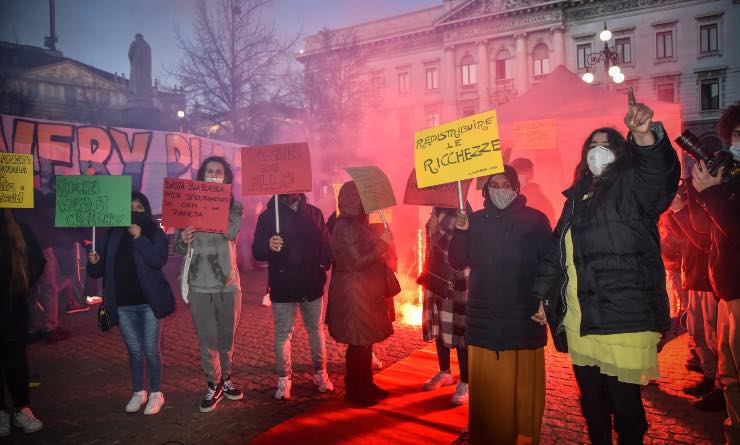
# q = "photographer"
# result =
<box><xmin>688</xmin><ymin>102</ymin><xmax>740</xmax><ymax>444</ymax></box>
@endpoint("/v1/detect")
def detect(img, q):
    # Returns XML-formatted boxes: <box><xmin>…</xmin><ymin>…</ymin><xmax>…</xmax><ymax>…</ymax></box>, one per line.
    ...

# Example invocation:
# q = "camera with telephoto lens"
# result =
<box><xmin>674</xmin><ymin>129</ymin><xmax>734</xmax><ymax>177</ymax></box>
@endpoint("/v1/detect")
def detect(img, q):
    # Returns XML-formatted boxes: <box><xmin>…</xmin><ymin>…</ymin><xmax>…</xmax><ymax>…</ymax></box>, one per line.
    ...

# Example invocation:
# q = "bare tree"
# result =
<box><xmin>172</xmin><ymin>0</ymin><xmax>298</xmax><ymax>144</ymax></box>
<box><xmin>294</xmin><ymin>28</ymin><xmax>378</xmax><ymax>164</ymax></box>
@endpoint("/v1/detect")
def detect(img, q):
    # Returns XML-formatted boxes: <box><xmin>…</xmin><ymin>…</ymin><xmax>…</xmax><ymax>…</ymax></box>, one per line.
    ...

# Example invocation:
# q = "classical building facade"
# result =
<box><xmin>0</xmin><ymin>41</ymin><xmax>185</xmax><ymax>130</ymax></box>
<box><xmin>298</xmin><ymin>0</ymin><xmax>739</xmax><ymax>154</ymax></box>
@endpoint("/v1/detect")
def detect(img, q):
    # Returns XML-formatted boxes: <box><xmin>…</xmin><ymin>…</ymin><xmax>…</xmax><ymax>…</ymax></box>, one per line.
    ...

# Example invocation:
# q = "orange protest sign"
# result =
<box><xmin>513</xmin><ymin>119</ymin><xmax>557</xmax><ymax>151</ymax></box>
<box><xmin>241</xmin><ymin>143</ymin><xmax>312</xmax><ymax>195</ymax></box>
<box><xmin>161</xmin><ymin>178</ymin><xmax>232</xmax><ymax>233</ymax></box>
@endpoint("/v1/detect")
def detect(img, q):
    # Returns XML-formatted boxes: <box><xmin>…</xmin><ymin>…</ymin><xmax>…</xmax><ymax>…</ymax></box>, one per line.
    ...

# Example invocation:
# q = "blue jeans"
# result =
<box><xmin>117</xmin><ymin>304</ymin><xmax>163</xmax><ymax>392</ymax></box>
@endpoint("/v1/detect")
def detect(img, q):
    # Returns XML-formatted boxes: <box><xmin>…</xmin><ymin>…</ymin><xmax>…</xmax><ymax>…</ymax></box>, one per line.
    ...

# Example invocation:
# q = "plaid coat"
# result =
<box><xmin>421</xmin><ymin>210</ymin><xmax>469</xmax><ymax>349</ymax></box>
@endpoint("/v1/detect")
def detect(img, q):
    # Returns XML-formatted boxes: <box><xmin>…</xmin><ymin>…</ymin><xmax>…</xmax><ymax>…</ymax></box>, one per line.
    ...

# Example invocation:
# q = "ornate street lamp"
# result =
<box><xmin>581</xmin><ymin>22</ymin><xmax>624</xmax><ymax>84</ymax></box>
<box><xmin>177</xmin><ymin>110</ymin><xmax>186</xmax><ymax>133</ymax></box>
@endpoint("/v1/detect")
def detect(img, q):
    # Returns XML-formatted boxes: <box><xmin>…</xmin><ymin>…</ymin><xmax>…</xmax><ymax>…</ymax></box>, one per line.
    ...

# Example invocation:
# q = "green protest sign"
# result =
<box><xmin>55</xmin><ymin>175</ymin><xmax>132</xmax><ymax>227</ymax></box>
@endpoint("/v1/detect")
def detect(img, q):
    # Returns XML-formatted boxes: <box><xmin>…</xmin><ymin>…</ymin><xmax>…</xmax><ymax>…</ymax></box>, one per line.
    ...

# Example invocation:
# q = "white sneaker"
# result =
<box><xmin>313</xmin><ymin>370</ymin><xmax>335</xmax><ymax>393</ymax></box>
<box><xmin>371</xmin><ymin>353</ymin><xmax>383</xmax><ymax>370</ymax></box>
<box><xmin>261</xmin><ymin>293</ymin><xmax>272</xmax><ymax>307</ymax></box>
<box><xmin>144</xmin><ymin>392</ymin><xmax>165</xmax><ymax>415</ymax></box>
<box><xmin>423</xmin><ymin>371</ymin><xmax>455</xmax><ymax>391</ymax></box>
<box><xmin>0</xmin><ymin>410</ymin><xmax>10</xmax><ymax>437</ymax></box>
<box><xmin>275</xmin><ymin>376</ymin><xmax>292</xmax><ymax>400</ymax></box>
<box><xmin>451</xmin><ymin>382</ymin><xmax>469</xmax><ymax>405</ymax></box>
<box><xmin>125</xmin><ymin>390</ymin><xmax>148</xmax><ymax>413</ymax></box>
<box><xmin>14</xmin><ymin>407</ymin><xmax>42</xmax><ymax>433</ymax></box>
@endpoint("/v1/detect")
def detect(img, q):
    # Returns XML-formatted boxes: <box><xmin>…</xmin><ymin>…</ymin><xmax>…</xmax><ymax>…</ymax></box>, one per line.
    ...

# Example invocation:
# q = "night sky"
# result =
<box><xmin>0</xmin><ymin>0</ymin><xmax>440</xmax><ymax>85</ymax></box>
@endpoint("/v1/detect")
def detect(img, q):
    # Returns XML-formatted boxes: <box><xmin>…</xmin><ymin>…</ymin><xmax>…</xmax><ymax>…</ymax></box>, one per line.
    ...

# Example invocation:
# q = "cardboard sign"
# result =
<box><xmin>241</xmin><ymin>143</ymin><xmax>312</xmax><ymax>195</ymax></box>
<box><xmin>0</xmin><ymin>153</ymin><xmax>34</xmax><ymax>208</ymax></box>
<box><xmin>513</xmin><ymin>119</ymin><xmax>557</xmax><ymax>151</ymax></box>
<box><xmin>414</xmin><ymin>110</ymin><xmax>504</xmax><ymax>188</ymax></box>
<box><xmin>403</xmin><ymin>169</ymin><xmax>472</xmax><ymax>208</ymax></box>
<box><xmin>345</xmin><ymin>166</ymin><xmax>396</xmax><ymax>213</ymax></box>
<box><xmin>55</xmin><ymin>175</ymin><xmax>131</xmax><ymax>227</ymax></box>
<box><xmin>161</xmin><ymin>178</ymin><xmax>232</xmax><ymax>233</ymax></box>
<box><xmin>369</xmin><ymin>209</ymin><xmax>392</xmax><ymax>224</ymax></box>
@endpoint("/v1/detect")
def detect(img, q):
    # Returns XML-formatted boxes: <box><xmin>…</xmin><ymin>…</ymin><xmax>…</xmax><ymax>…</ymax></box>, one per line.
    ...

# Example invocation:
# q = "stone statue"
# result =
<box><xmin>128</xmin><ymin>33</ymin><xmax>152</xmax><ymax>97</ymax></box>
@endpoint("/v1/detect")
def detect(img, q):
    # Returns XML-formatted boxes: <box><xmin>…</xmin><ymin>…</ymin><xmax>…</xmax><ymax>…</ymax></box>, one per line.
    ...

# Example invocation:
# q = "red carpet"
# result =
<box><xmin>248</xmin><ymin>345</ymin><xmax>468</xmax><ymax>445</ymax></box>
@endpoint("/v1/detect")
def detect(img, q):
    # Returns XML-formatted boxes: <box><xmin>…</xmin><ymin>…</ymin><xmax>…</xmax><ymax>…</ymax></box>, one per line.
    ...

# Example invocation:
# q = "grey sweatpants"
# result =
<box><xmin>189</xmin><ymin>290</ymin><xmax>241</xmax><ymax>383</ymax></box>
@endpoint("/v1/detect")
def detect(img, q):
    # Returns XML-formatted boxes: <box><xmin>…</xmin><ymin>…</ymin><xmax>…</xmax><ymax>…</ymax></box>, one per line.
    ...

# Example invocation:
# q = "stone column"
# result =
<box><xmin>515</xmin><ymin>32</ymin><xmax>529</xmax><ymax>95</ymax></box>
<box><xmin>442</xmin><ymin>45</ymin><xmax>457</xmax><ymax>120</ymax></box>
<box><xmin>551</xmin><ymin>25</ymin><xmax>565</xmax><ymax>69</ymax></box>
<box><xmin>477</xmin><ymin>40</ymin><xmax>490</xmax><ymax>111</ymax></box>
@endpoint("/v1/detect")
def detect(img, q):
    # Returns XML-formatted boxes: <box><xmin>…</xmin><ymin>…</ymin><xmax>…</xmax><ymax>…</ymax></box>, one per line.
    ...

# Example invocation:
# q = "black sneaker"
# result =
<box><xmin>221</xmin><ymin>376</ymin><xmax>243</xmax><ymax>401</ymax></box>
<box><xmin>199</xmin><ymin>382</ymin><xmax>223</xmax><ymax>412</ymax></box>
<box><xmin>683</xmin><ymin>376</ymin><xmax>715</xmax><ymax>397</ymax></box>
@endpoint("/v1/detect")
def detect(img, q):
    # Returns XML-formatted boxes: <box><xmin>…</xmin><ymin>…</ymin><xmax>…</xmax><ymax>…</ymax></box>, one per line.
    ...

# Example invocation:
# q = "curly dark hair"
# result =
<box><xmin>718</xmin><ymin>101</ymin><xmax>740</xmax><ymax>144</ymax></box>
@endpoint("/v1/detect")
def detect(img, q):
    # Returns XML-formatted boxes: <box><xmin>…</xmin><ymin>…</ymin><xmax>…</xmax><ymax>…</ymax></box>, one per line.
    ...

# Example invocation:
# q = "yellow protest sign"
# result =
<box><xmin>414</xmin><ymin>110</ymin><xmax>504</xmax><ymax>188</ymax></box>
<box><xmin>0</xmin><ymin>153</ymin><xmax>34</xmax><ymax>208</ymax></box>
<box><xmin>513</xmin><ymin>119</ymin><xmax>557</xmax><ymax>151</ymax></box>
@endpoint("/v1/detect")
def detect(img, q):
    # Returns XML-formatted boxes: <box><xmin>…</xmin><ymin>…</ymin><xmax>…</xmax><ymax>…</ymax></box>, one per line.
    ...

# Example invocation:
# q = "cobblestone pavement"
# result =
<box><xmin>3</xmin><ymin>267</ymin><xmax>725</xmax><ymax>445</ymax></box>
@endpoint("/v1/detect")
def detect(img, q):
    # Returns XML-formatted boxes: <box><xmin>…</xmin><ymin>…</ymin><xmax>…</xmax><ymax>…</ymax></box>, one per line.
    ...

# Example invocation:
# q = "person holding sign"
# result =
<box><xmin>252</xmin><ymin>193</ymin><xmax>333</xmax><ymax>400</ymax></box>
<box><xmin>531</xmin><ymin>89</ymin><xmax>679</xmax><ymax>444</ymax></box>
<box><xmin>419</xmin><ymin>207</ymin><xmax>470</xmax><ymax>406</ymax></box>
<box><xmin>449</xmin><ymin>166</ymin><xmax>552</xmax><ymax>445</ymax></box>
<box><xmin>86</xmin><ymin>192</ymin><xmax>175</xmax><ymax>416</ymax></box>
<box><xmin>0</xmin><ymin>209</ymin><xmax>46</xmax><ymax>435</ymax></box>
<box><xmin>175</xmin><ymin>156</ymin><xmax>244</xmax><ymax>413</ymax></box>
<box><xmin>327</xmin><ymin>181</ymin><xmax>394</xmax><ymax>406</ymax></box>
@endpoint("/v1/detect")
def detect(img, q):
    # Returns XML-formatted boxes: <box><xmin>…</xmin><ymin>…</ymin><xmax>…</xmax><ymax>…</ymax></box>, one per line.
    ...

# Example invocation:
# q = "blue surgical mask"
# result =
<box><xmin>204</xmin><ymin>177</ymin><xmax>224</xmax><ymax>183</ymax></box>
<box><xmin>730</xmin><ymin>144</ymin><xmax>740</xmax><ymax>161</ymax></box>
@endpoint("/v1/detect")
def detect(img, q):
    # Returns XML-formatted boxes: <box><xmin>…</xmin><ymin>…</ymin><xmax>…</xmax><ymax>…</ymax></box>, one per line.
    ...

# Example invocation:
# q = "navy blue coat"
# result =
<box><xmin>86</xmin><ymin>227</ymin><xmax>175</xmax><ymax>327</ymax></box>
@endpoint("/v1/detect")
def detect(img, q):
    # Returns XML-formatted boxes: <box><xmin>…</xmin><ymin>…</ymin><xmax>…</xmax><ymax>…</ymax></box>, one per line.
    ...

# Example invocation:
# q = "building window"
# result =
<box><xmin>462</xmin><ymin>106</ymin><xmax>476</xmax><ymax>117</ymax></box>
<box><xmin>398</xmin><ymin>72</ymin><xmax>410</xmax><ymax>94</ymax></box>
<box><xmin>656</xmin><ymin>83</ymin><xmax>675</xmax><ymax>103</ymax></box>
<box><xmin>461</xmin><ymin>55</ymin><xmax>477</xmax><ymax>86</ymax></box>
<box><xmin>533</xmin><ymin>44</ymin><xmax>550</xmax><ymax>76</ymax></box>
<box><xmin>615</xmin><ymin>37</ymin><xmax>632</xmax><ymax>64</ymax></box>
<box><xmin>495</xmin><ymin>50</ymin><xmax>512</xmax><ymax>80</ymax></box>
<box><xmin>426</xmin><ymin>112</ymin><xmax>440</xmax><ymax>128</ymax></box>
<box><xmin>700</xmin><ymin>24</ymin><xmax>719</xmax><ymax>54</ymax></box>
<box><xmin>577</xmin><ymin>43</ymin><xmax>592</xmax><ymax>69</ymax></box>
<box><xmin>425</xmin><ymin>67</ymin><xmax>439</xmax><ymax>90</ymax></box>
<box><xmin>656</xmin><ymin>31</ymin><xmax>673</xmax><ymax>59</ymax></box>
<box><xmin>700</xmin><ymin>78</ymin><xmax>719</xmax><ymax>110</ymax></box>
<box><xmin>372</xmin><ymin>75</ymin><xmax>385</xmax><ymax>89</ymax></box>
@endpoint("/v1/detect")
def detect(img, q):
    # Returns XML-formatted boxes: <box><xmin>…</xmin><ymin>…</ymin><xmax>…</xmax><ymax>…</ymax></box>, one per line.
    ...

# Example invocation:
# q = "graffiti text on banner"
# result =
<box><xmin>414</xmin><ymin>110</ymin><xmax>504</xmax><ymax>188</ymax></box>
<box><xmin>0</xmin><ymin>153</ymin><xmax>34</xmax><ymax>208</ymax></box>
<box><xmin>55</xmin><ymin>175</ymin><xmax>131</xmax><ymax>227</ymax></box>
<box><xmin>161</xmin><ymin>178</ymin><xmax>232</xmax><ymax>234</ymax></box>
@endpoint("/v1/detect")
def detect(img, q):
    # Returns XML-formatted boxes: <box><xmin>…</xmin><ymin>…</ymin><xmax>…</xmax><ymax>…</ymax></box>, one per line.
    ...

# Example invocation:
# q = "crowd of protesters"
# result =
<box><xmin>1</xmin><ymin>95</ymin><xmax>738</xmax><ymax>445</ymax></box>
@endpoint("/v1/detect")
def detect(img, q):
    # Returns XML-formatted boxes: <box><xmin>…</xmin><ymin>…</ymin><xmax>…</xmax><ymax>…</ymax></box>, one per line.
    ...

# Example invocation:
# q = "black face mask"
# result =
<box><xmin>131</xmin><ymin>211</ymin><xmax>150</xmax><ymax>226</ymax></box>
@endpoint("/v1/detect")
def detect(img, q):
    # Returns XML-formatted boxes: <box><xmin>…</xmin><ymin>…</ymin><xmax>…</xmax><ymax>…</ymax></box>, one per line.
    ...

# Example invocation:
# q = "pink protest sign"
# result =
<box><xmin>161</xmin><ymin>178</ymin><xmax>232</xmax><ymax>233</ymax></box>
<box><xmin>241</xmin><ymin>143</ymin><xmax>312</xmax><ymax>195</ymax></box>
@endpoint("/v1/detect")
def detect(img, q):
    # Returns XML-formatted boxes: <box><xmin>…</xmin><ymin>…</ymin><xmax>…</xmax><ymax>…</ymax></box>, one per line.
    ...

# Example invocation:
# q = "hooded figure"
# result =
<box><xmin>327</xmin><ymin>181</ymin><xmax>394</xmax><ymax>406</ymax></box>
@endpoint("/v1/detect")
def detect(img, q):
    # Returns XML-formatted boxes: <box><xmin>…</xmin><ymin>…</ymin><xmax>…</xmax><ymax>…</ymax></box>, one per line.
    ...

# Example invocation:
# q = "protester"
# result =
<box><xmin>419</xmin><ymin>207</ymin><xmax>470</xmax><ymax>406</ymax></box>
<box><xmin>326</xmin><ymin>181</ymin><xmax>394</xmax><ymax>406</ymax></box>
<box><xmin>664</xmin><ymin>186</ymin><xmax>720</xmax><ymax>408</ymax></box>
<box><xmin>86</xmin><ymin>192</ymin><xmax>175</xmax><ymax>415</ymax></box>
<box><xmin>449</xmin><ymin>166</ymin><xmax>551</xmax><ymax>444</ymax></box>
<box><xmin>510</xmin><ymin>157</ymin><xmax>556</xmax><ymax>227</ymax></box>
<box><xmin>252</xmin><ymin>193</ymin><xmax>334</xmax><ymax>400</ymax></box>
<box><xmin>0</xmin><ymin>209</ymin><xmax>46</xmax><ymax>436</ymax></box>
<box><xmin>531</xmin><ymin>89</ymin><xmax>679</xmax><ymax>444</ymax></box>
<box><xmin>176</xmin><ymin>156</ymin><xmax>244</xmax><ymax>413</ymax></box>
<box><xmin>688</xmin><ymin>101</ymin><xmax>740</xmax><ymax>442</ymax></box>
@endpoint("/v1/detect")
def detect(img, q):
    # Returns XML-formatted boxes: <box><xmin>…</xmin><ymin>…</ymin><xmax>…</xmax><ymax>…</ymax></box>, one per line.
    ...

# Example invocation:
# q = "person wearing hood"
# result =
<box><xmin>531</xmin><ymin>90</ymin><xmax>680</xmax><ymax>444</ymax></box>
<box><xmin>252</xmin><ymin>192</ymin><xmax>334</xmax><ymax>400</ymax></box>
<box><xmin>449</xmin><ymin>165</ymin><xmax>552</xmax><ymax>445</ymax></box>
<box><xmin>327</xmin><ymin>181</ymin><xmax>394</xmax><ymax>406</ymax></box>
<box><xmin>87</xmin><ymin>192</ymin><xmax>175</xmax><ymax>416</ymax></box>
<box><xmin>176</xmin><ymin>156</ymin><xmax>244</xmax><ymax>413</ymax></box>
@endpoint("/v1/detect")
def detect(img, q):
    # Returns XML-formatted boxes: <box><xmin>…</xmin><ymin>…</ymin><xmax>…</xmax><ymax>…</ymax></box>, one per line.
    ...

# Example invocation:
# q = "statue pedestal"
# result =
<box><xmin>122</xmin><ymin>95</ymin><xmax>157</xmax><ymax>128</ymax></box>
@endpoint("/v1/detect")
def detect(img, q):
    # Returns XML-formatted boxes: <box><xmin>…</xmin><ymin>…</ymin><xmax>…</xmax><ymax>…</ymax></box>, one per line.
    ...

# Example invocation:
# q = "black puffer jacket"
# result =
<box><xmin>252</xmin><ymin>195</ymin><xmax>332</xmax><ymax>303</ymax></box>
<box><xmin>449</xmin><ymin>195</ymin><xmax>552</xmax><ymax>351</ymax></box>
<box><xmin>532</xmin><ymin>129</ymin><xmax>680</xmax><ymax>335</ymax></box>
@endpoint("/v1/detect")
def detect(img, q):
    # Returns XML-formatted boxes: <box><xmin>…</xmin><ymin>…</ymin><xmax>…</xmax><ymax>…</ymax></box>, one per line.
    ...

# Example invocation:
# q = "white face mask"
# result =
<box><xmin>586</xmin><ymin>145</ymin><xmax>616</xmax><ymax>176</ymax></box>
<box><xmin>730</xmin><ymin>144</ymin><xmax>740</xmax><ymax>161</ymax></box>
<box><xmin>204</xmin><ymin>177</ymin><xmax>224</xmax><ymax>183</ymax></box>
<box><xmin>489</xmin><ymin>188</ymin><xmax>518</xmax><ymax>209</ymax></box>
